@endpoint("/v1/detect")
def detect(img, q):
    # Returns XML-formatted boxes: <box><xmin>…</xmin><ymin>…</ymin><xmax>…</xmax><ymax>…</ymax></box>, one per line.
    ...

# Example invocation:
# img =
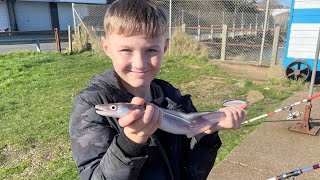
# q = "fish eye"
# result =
<box><xmin>110</xmin><ymin>105</ymin><xmax>117</xmax><ymax>111</ymax></box>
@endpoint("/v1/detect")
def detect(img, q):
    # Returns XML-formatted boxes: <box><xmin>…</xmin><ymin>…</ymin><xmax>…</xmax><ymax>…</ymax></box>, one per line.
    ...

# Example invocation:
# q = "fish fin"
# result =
<box><xmin>186</xmin><ymin>123</ymin><xmax>217</xmax><ymax>138</ymax></box>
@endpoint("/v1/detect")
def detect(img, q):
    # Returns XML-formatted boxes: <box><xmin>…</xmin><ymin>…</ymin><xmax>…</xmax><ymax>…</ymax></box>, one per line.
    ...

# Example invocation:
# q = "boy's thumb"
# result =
<box><xmin>131</xmin><ymin>97</ymin><xmax>145</xmax><ymax>105</ymax></box>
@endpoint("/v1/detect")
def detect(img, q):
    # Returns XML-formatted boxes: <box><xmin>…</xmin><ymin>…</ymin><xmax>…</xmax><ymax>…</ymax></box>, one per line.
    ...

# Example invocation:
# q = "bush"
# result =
<box><xmin>72</xmin><ymin>25</ymin><xmax>105</xmax><ymax>56</ymax></box>
<box><xmin>169</xmin><ymin>29</ymin><xmax>209</xmax><ymax>58</ymax></box>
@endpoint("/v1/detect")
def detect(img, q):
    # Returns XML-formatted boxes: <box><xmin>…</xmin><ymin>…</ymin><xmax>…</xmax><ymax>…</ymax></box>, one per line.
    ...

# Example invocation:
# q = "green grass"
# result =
<box><xmin>0</xmin><ymin>51</ymin><xmax>298</xmax><ymax>179</ymax></box>
<box><xmin>0</xmin><ymin>51</ymin><xmax>111</xmax><ymax>179</ymax></box>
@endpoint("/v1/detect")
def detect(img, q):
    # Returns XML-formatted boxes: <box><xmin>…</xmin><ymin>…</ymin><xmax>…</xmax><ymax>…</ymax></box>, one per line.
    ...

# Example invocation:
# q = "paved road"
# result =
<box><xmin>0</xmin><ymin>42</ymin><xmax>68</xmax><ymax>53</ymax></box>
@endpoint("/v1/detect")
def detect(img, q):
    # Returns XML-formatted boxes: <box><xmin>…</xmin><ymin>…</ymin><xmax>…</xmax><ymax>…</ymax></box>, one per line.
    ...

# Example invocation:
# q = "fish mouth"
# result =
<box><xmin>95</xmin><ymin>109</ymin><xmax>113</xmax><ymax>117</ymax></box>
<box><xmin>95</xmin><ymin>104</ymin><xmax>106</xmax><ymax>111</ymax></box>
<box><xmin>95</xmin><ymin>110</ymin><xmax>104</xmax><ymax>115</ymax></box>
<box><xmin>95</xmin><ymin>105</ymin><xmax>111</xmax><ymax>116</ymax></box>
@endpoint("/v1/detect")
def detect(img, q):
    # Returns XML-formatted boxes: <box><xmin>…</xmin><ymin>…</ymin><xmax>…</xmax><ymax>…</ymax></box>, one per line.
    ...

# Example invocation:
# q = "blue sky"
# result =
<box><xmin>278</xmin><ymin>0</ymin><xmax>291</xmax><ymax>7</ymax></box>
<box><xmin>257</xmin><ymin>0</ymin><xmax>292</xmax><ymax>7</ymax></box>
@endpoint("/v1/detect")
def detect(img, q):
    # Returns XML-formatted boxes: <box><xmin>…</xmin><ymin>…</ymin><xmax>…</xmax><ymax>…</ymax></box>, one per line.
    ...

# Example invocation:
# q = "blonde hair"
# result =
<box><xmin>104</xmin><ymin>0</ymin><xmax>168</xmax><ymax>38</ymax></box>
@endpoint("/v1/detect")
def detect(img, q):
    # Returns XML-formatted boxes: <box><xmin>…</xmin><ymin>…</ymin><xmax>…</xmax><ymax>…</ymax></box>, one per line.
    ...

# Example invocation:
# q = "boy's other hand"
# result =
<box><xmin>204</xmin><ymin>104</ymin><xmax>248</xmax><ymax>134</ymax></box>
<box><xmin>118</xmin><ymin>97</ymin><xmax>163</xmax><ymax>144</ymax></box>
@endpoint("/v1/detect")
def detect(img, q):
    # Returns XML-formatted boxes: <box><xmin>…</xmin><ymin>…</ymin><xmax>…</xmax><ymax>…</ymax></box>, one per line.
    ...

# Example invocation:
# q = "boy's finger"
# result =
<box><xmin>233</xmin><ymin>103</ymin><xmax>248</xmax><ymax>109</ymax></box>
<box><xmin>137</xmin><ymin>109</ymin><xmax>162</xmax><ymax>137</ymax></box>
<box><xmin>126</xmin><ymin>104</ymin><xmax>155</xmax><ymax>133</ymax></box>
<box><xmin>118</xmin><ymin>109</ymin><xmax>143</xmax><ymax>127</ymax></box>
<box><xmin>229</xmin><ymin>105</ymin><xmax>248</xmax><ymax>120</ymax></box>
<box><xmin>131</xmin><ymin>97</ymin><xmax>145</xmax><ymax>105</ymax></box>
<box><xmin>229</xmin><ymin>106</ymin><xmax>246</xmax><ymax>118</ymax></box>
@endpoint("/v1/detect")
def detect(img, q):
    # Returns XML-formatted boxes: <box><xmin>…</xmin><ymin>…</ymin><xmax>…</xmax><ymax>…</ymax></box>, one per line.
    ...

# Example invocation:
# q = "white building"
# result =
<box><xmin>0</xmin><ymin>0</ymin><xmax>109</xmax><ymax>31</ymax></box>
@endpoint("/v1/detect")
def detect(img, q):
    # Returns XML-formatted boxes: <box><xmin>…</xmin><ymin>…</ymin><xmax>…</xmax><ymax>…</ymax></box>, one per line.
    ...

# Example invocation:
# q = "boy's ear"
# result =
<box><xmin>164</xmin><ymin>38</ymin><xmax>169</xmax><ymax>53</ymax></box>
<box><xmin>101</xmin><ymin>36</ymin><xmax>110</xmax><ymax>55</ymax></box>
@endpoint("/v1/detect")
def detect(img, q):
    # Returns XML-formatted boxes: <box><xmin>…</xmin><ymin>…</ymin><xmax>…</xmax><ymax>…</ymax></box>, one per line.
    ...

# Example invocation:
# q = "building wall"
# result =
<box><xmin>17</xmin><ymin>0</ymin><xmax>107</xmax><ymax>4</ymax></box>
<box><xmin>58</xmin><ymin>3</ymin><xmax>74</xmax><ymax>30</ymax></box>
<box><xmin>2</xmin><ymin>0</ymin><xmax>108</xmax><ymax>31</ymax></box>
<box><xmin>0</xmin><ymin>1</ymin><xmax>10</xmax><ymax>30</ymax></box>
<box><xmin>15</xmin><ymin>1</ymin><xmax>52</xmax><ymax>30</ymax></box>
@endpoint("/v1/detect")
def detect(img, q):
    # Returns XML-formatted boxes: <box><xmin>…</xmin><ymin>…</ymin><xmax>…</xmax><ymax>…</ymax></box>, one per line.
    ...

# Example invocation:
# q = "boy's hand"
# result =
<box><xmin>118</xmin><ymin>97</ymin><xmax>163</xmax><ymax>144</ymax></box>
<box><xmin>204</xmin><ymin>104</ymin><xmax>248</xmax><ymax>134</ymax></box>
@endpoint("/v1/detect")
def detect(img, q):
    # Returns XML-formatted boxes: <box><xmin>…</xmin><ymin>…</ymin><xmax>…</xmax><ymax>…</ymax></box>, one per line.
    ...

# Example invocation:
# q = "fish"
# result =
<box><xmin>95</xmin><ymin>103</ymin><xmax>227</xmax><ymax>138</ymax></box>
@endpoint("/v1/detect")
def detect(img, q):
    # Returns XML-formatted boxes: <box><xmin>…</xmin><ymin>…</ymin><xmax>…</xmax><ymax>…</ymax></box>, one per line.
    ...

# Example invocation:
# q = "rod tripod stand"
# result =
<box><xmin>289</xmin><ymin>102</ymin><xmax>320</xmax><ymax>135</ymax></box>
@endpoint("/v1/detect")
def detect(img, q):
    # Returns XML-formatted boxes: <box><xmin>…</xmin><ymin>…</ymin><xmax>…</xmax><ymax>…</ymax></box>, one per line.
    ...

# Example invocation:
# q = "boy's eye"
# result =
<box><xmin>147</xmin><ymin>49</ymin><xmax>157</xmax><ymax>53</ymax></box>
<box><xmin>121</xmin><ymin>49</ymin><xmax>131</xmax><ymax>52</ymax></box>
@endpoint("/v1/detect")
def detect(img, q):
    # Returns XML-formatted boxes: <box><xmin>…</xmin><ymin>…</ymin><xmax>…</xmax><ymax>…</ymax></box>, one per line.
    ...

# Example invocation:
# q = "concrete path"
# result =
<box><xmin>208</xmin><ymin>90</ymin><xmax>320</xmax><ymax>180</ymax></box>
<box><xmin>0</xmin><ymin>31</ymin><xmax>69</xmax><ymax>53</ymax></box>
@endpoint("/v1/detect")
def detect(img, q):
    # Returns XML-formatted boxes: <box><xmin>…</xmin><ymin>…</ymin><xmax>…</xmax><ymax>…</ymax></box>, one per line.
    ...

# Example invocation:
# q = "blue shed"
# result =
<box><xmin>283</xmin><ymin>0</ymin><xmax>320</xmax><ymax>81</ymax></box>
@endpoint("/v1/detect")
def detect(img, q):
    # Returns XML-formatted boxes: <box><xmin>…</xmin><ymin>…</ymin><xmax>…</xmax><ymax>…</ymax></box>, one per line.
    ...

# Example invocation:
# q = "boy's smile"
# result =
<box><xmin>101</xmin><ymin>33</ymin><xmax>168</xmax><ymax>97</ymax></box>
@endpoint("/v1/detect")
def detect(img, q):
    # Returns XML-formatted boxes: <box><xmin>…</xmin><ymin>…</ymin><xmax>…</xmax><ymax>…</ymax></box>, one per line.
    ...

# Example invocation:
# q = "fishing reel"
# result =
<box><xmin>287</xmin><ymin>106</ymin><xmax>301</xmax><ymax>120</ymax></box>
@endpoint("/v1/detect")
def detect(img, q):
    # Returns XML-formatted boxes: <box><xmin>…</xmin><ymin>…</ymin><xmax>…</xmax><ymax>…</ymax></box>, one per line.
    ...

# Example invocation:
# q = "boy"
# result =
<box><xmin>69</xmin><ymin>0</ymin><xmax>247</xmax><ymax>179</ymax></box>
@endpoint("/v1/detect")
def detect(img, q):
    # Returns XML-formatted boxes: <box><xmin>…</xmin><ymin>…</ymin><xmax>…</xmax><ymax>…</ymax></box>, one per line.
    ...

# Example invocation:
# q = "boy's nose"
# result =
<box><xmin>132</xmin><ymin>53</ymin><xmax>147</xmax><ymax>69</ymax></box>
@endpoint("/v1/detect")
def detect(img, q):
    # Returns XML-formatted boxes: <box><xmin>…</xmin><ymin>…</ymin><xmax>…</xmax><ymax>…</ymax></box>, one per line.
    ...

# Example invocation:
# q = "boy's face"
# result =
<box><xmin>101</xmin><ymin>33</ymin><xmax>168</xmax><ymax>89</ymax></box>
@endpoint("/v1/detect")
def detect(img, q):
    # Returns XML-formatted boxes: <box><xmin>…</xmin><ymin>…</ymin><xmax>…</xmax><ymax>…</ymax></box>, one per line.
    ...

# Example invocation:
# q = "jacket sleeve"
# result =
<box><xmin>69</xmin><ymin>91</ymin><xmax>148</xmax><ymax>180</ymax></box>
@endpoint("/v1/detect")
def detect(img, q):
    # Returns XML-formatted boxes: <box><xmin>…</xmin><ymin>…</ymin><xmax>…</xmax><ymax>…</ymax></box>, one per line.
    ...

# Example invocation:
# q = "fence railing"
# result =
<box><xmin>0</xmin><ymin>29</ymin><xmax>67</xmax><ymax>52</ymax></box>
<box><xmin>181</xmin><ymin>24</ymin><xmax>286</xmax><ymax>65</ymax></box>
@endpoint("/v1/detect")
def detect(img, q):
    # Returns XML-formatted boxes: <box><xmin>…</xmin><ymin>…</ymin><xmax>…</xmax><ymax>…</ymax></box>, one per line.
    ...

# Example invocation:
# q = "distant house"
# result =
<box><xmin>0</xmin><ymin>0</ymin><xmax>109</xmax><ymax>31</ymax></box>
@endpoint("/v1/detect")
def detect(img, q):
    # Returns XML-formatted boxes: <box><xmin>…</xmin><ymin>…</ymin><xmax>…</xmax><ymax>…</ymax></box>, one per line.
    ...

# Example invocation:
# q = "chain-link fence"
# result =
<box><xmin>72</xmin><ymin>0</ymin><xmax>290</xmax><ymax>66</ymax></box>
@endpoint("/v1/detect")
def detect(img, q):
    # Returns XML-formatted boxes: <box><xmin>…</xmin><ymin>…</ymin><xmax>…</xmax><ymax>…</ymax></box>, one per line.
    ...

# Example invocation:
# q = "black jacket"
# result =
<box><xmin>69</xmin><ymin>69</ymin><xmax>221</xmax><ymax>180</ymax></box>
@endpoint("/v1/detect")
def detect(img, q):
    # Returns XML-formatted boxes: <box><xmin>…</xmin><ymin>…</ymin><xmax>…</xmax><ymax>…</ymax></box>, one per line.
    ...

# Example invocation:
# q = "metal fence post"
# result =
<box><xmin>181</xmin><ymin>23</ymin><xmax>186</xmax><ymax>33</ymax></box>
<box><xmin>308</xmin><ymin>28</ymin><xmax>320</xmax><ymax>98</ymax></box>
<box><xmin>68</xmin><ymin>25</ymin><xmax>73</xmax><ymax>54</ymax></box>
<box><xmin>232</xmin><ymin>23</ymin><xmax>235</xmax><ymax>39</ymax></box>
<box><xmin>35</xmin><ymin>38</ymin><xmax>41</xmax><ymax>52</ymax></box>
<box><xmin>210</xmin><ymin>25</ymin><xmax>213</xmax><ymax>41</ymax></box>
<box><xmin>72</xmin><ymin>3</ymin><xmax>76</xmax><ymax>35</ymax></box>
<box><xmin>270</xmin><ymin>26</ymin><xmax>280</xmax><ymax>66</ymax></box>
<box><xmin>255</xmin><ymin>13</ymin><xmax>258</xmax><ymax>36</ymax></box>
<box><xmin>222</xmin><ymin>11</ymin><xmax>225</xmax><ymax>26</ymax></box>
<box><xmin>54</xmin><ymin>28</ymin><xmax>61</xmax><ymax>52</ymax></box>
<box><xmin>169</xmin><ymin>0</ymin><xmax>172</xmax><ymax>52</ymax></box>
<box><xmin>221</xmin><ymin>25</ymin><xmax>227</xmax><ymax>61</ymax></box>
<box><xmin>181</xmin><ymin>9</ymin><xmax>184</xmax><ymax>24</ymax></box>
<box><xmin>240</xmin><ymin>11</ymin><xmax>244</xmax><ymax>36</ymax></box>
<box><xmin>197</xmin><ymin>25</ymin><xmax>201</xmax><ymax>41</ymax></box>
<box><xmin>258</xmin><ymin>0</ymin><xmax>270</xmax><ymax>66</ymax></box>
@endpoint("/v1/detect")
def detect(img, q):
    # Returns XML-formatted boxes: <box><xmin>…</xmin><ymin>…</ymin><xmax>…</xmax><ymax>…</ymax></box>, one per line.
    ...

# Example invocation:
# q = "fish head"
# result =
<box><xmin>95</xmin><ymin>103</ymin><xmax>145</xmax><ymax>118</ymax></box>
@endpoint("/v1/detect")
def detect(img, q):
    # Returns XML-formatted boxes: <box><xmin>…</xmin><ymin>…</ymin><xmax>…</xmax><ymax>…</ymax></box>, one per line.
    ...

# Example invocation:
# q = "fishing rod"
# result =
<box><xmin>267</xmin><ymin>163</ymin><xmax>320</xmax><ymax>180</ymax></box>
<box><xmin>241</xmin><ymin>93</ymin><xmax>320</xmax><ymax>125</ymax></box>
